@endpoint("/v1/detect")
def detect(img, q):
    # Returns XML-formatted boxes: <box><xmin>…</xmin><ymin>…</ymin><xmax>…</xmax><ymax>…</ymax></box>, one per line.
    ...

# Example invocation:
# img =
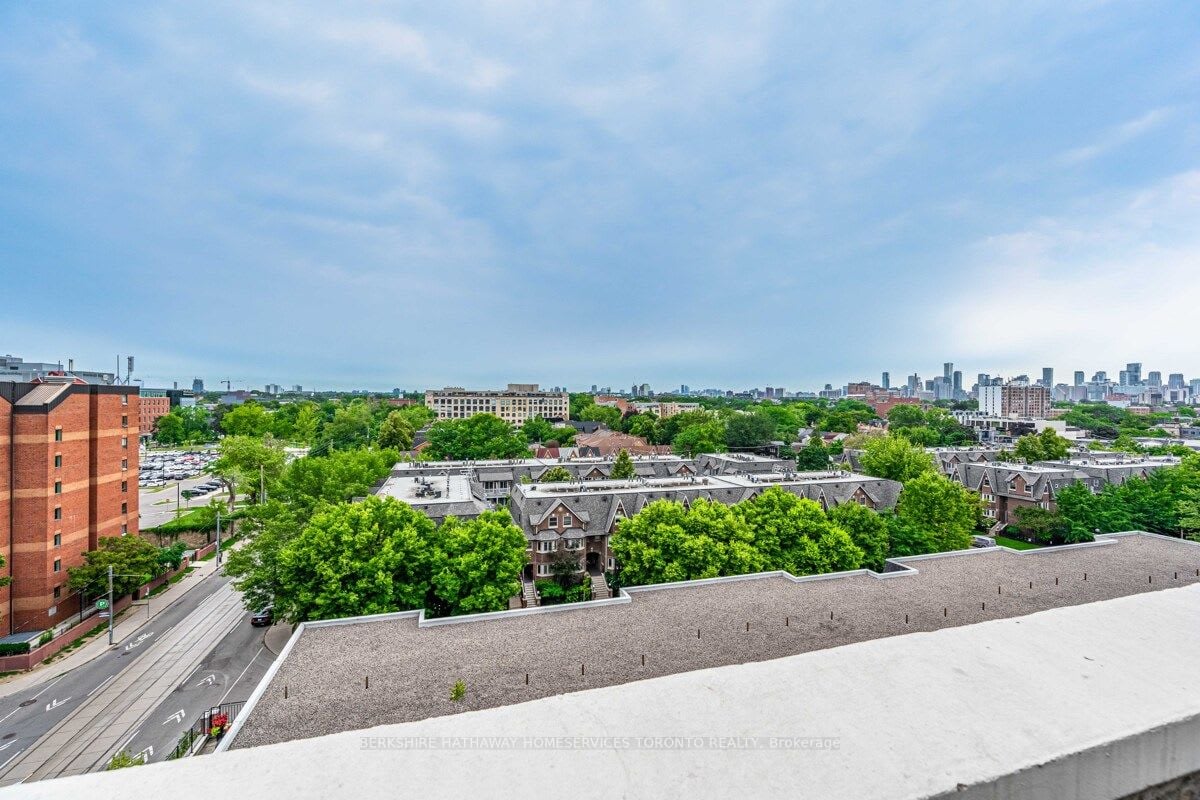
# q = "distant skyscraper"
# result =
<box><xmin>192</xmin><ymin>377</ymin><xmax>204</xmax><ymax>393</ymax></box>
<box><xmin>943</xmin><ymin>362</ymin><xmax>953</xmax><ymax>382</ymax></box>
<box><xmin>881</xmin><ymin>372</ymin><xmax>890</xmax><ymax>389</ymax></box>
<box><xmin>1147</xmin><ymin>371</ymin><xmax>1162</xmax><ymax>387</ymax></box>
<box><xmin>1092</xmin><ymin>371</ymin><xmax>1107</xmax><ymax>383</ymax></box>
<box><xmin>907</xmin><ymin>374</ymin><xmax>920</xmax><ymax>392</ymax></box>
<box><xmin>1168</xmin><ymin>373</ymin><xmax>1185</xmax><ymax>390</ymax></box>
<box><xmin>591</xmin><ymin>384</ymin><xmax>598</xmax><ymax>393</ymax></box>
<box><xmin>1041</xmin><ymin>367</ymin><xmax>1054</xmax><ymax>388</ymax></box>
<box><xmin>1074</xmin><ymin>371</ymin><xmax>1085</xmax><ymax>386</ymax></box>
<box><xmin>953</xmin><ymin>371</ymin><xmax>963</xmax><ymax>395</ymax></box>
<box><xmin>1126</xmin><ymin>363</ymin><xmax>1142</xmax><ymax>384</ymax></box>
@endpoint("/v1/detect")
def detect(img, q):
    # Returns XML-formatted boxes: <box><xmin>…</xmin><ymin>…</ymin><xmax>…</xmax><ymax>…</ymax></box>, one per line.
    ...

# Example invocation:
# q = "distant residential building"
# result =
<box><xmin>1074</xmin><ymin>371</ymin><xmax>1085</xmax><ymax>386</ymax></box>
<box><xmin>951</xmin><ymin>462</ymin><xmax>1101</xmax><ymax>526</ymax></box>
<box><xmin>0</xmin><ymin>377</ymin><xmax>139</xmax><ymax>634</ymax></box>
<box><xmin>1040</xmin><ymin>367</ymin><xmax>1054</xmax><ymax>388</ymax></box>
<box><xmin>192</xmin><ymin>377</ymin><xmax>205</xmax><ymax>393</ymax></box>
<box><xmin>657</xmin><ymin>402</ymin><xmax>701</xmax><ymax>419</ymax></box>
<box><xmin>509</xmin><ymin>470</ymin><xmax>902</xmax><ymax>579</ymax></box>
<box><xmin>881</xmin><ymin>372</ymin><xmax>890</xmax><ymax>389</ymax></box>
<box><xmin>977</xmin><ymin>380</ymin><xmax>1050</xmax><ymax>419</ymax></box>
<box><xmin>425</xmin><ymin>384</ymin><xmax>569</xmax><ymax>425</ymax></box>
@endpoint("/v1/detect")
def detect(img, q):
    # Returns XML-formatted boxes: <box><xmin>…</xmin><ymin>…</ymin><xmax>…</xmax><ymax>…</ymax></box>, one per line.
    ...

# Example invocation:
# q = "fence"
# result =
<box><xmin>168</xmin><ymin>701</ymin><xmax>246</xmax><ymax>760</ymax></box>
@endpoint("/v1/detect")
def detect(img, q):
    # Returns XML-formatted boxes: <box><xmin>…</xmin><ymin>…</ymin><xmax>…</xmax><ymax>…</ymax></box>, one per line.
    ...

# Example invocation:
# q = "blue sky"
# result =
<box><xmin>2</xmin><ymin>2</ymin><xmax>1198</xmax><ymax>392</ymax></box>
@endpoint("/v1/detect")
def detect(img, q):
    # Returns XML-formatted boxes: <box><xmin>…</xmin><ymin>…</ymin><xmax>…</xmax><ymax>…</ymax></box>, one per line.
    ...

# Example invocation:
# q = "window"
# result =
<box><xmin>561</xmin><ymin>514</ymin><xmax>573</xmax><ymax>527</ymax></box>
<box><xmin>121</xmin><ymin>459</ymin><xmax>128</xmax><ymax>470</ymax></box>
<box><xmin>121</xmin><ymin>524</ymin><xmax>128</xmax><ymax>534</ymax></box>
<box><xmin>121</xmin><ymin>502</ymin><xmax>127</xmax><ymax>515</ymax></box>
<box><xmin>53</xmin><ymin>585</ymin><xmax>62</xmax><ymax>599</ymax></box>
<box><xmin>536</xmin><ymin>563</ymin><xmax>552</xmax><ymax>577</ymax></box>
<box><xmin>121</xmin><ymin>437</ymin><xmax>128</xmax><ymax>449</ymax></box>
<box><xmin>53</xmin><ymin>533</ymin><xmax>61</xmax><ymax>547</ymax></box>
<box><xmin>53</xmin><ymin>559</ymin><xmax>61</xmax><ymax>573</ymax></box>
<box><xmin>54</xmin><ymin>454</ymin><xmax>62</xmax><ymax>468</ymax></box>
<box><xmin>121</xmin><ymin>415</ymin><xmax>128</xmax><ymax>428</ymax></box>
<box><xmin>535</xmin><ymin>541</ymin><xmax>557</xmax><ymax>553</ymax></box>
<box><xmin>53</xmin><ymin>507</ymin><xmax>61</xmax><ymax>521</ymax></box>
<box><xmin>54</xmin><ymin>481</ymin><xmax>62</xmax><ymax>495</ymax></box>
<box><xmin>564</xmin><ymin>538</ymin><xmax>583</xmax><ymax>551</ymax></box>
<box><xmin>54</xmin><ymin>427</ymin><xmax>62</xmax><ymax>442</ymax></box>
<box><xmin>121</xmin><ymin>480</ymin><xmax>128</xmax><ymax>493</ymax></box>
<box><xmin>546</xmin><ymin>514</ymin><xmax>557</xmax><ymax>528</ymax></box>
<box><xmin>121</xmin><ymin>394</ymin><xmax>128</xmax><ymax>406</ymax></box>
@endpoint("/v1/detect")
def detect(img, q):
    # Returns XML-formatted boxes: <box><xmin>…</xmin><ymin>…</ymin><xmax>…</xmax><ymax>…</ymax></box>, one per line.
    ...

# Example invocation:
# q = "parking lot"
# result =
<box><xmin>139</xmin><ymin>448</ymin><xmax>227</xmax><ymax>529</ymax></box>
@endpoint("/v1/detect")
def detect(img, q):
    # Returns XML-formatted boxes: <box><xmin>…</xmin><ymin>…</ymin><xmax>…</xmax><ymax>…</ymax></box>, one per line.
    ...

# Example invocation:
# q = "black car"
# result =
<box><xmin>250</xmin><ymin>607</ymin><xmax>274</xmax><ymax>627</ymax></box>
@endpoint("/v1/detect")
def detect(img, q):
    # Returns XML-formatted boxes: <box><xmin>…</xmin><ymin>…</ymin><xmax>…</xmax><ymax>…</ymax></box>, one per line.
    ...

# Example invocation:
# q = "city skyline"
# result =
<box><xmin>3</xmin><ymin>2</ymin><xmax>1200</xmax><ymax>389</ymax></box>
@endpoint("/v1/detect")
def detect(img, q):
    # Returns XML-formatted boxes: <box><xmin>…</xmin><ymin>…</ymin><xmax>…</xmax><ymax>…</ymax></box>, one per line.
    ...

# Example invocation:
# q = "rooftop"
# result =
<box><xmin>230</xmin><ymin>532</ymin><xmax>1200</xmax><ymax>750</ymax></box>
<box><xmin>375</xmin><ymin>474</ymin><xmax>475</xmax><ymax>506</ymax></box>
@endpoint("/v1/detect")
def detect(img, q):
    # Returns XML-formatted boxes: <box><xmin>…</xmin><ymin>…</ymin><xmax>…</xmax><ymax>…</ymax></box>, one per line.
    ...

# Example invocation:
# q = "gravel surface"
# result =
<box><xmin>233</xmin><ymin>534</ymin><xmax>1200</xmax><ymax>748</ymax></box>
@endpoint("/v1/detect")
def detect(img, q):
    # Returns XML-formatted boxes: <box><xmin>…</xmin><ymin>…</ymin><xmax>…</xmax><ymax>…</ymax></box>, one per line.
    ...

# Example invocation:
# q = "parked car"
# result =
<box><xmin>250</xmin><ymin>607</ymin><xmax>274</xmax><ymax>627</ymax></box>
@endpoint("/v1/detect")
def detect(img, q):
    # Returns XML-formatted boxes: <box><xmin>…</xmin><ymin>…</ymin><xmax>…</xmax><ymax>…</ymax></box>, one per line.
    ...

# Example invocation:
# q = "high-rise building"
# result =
<box><xmin>1074</xmin><ymin>371</ymin><xmax>1085</xmax><ymax>386</ymax></box>
<box><xmin>1126</xmin><ymin>363</ymin><xmax>1143</xmax><ymax>385</ymax></box>
<box><xmin>1092</xmin><ymin>371</ymin><xmax>1108</xmax><ymax>383</ymax></box>
<box><xmin>0</xmin><ymin>377</ymin><xmax>139</xmax><ymax>634</ymax></box>
<box><xmin>943</xmin><ymin>362</ymin><xmax>954</xmax><ymax>382</ymax></box>
<box><xmin>881</xmin><ymin>372</ymin><xmax>890</xmax><ymax>390</ymax></box>
<box><xmin>1148</xmin><ymin>371</ymin><xmax>1162</xmax><ymax>387</ymax></box>
<box><xmin>1168</xmin><ymin>374</ymin><xmax>1185</xmax><ymax>390</ymax></box>
<box><xmin>978</xmin><ymin>379</ymin><xmax>1050</xmax><ymax>418</ymax></box>
<box><xmin>952</xmin><ymin>371</ymin><xmax>963</xmax><ymax>396</ymax></box>
<box><xmin>192</xmin><ymin>377</ymin><xmax>205</xmax><ymax>393</ymax></box>
<box><xmin>1041</xmin><ymin>368</ymin><xmax>1054</xmax><ymax>388</ymax></box>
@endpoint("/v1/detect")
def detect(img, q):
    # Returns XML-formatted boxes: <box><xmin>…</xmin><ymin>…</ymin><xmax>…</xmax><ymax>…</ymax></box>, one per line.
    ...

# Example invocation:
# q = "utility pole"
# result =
<box><xmin>216</xmin><ymin>506</ymin><xmax>222</xmax><ymax>566</ymax></box>
<box><xmin>259</xmin><ymin>464</ymin><xmax>264</xmax><ymax>504</ymax></box>
<box><xmin>107</xmin><ymin>565</ymin><xmax>114</xmax><ymax>645</ymax></box>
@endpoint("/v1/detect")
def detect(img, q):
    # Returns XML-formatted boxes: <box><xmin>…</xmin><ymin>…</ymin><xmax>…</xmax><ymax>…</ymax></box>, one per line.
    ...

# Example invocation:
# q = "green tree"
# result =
<box><xmin>726</xmin><ymin>412</ymin><xmax>776</xmax><ymax>449</ymax></box>
<box><xmin>538</xmin><ymin>466</ymin><xmax>574</xmax><ymax>482</ymax></box>
<box><xmin>611</xmin><ymin>499</ymin><xmax>762</xmax><ymax>586</ymax></box>
<box><xmin>68</xmin><ymin>536</ymin><xmax>159</xmax><ymax>599</ymax></box>
<box><xmin>213</xmin><ymin>435</ymin><xmax>286</xmax><ymax>507</ymax></box>
<box><xmin>894</xmin><ymin>473</ymin><xmax>979</xmax><ymax>552</ymax></box>
<box><xmin>828</xmin><ymin>501</ymin><xmax>890</xmax><ymax>571</ymax></box>
<box><xmin>858</xmin><ymin>435</ymin><xmax>936</xmax><ymax>483</ymax></box>
<box><xmin>732</xmin><ymin>488</ymin><xmax>863</xmax><ymax>575</ymax></box>
<box><xmin>1012</xmin><ymin>428</ymin><xmax>1072</xmax><ymax>463</ymax></box>
<box><xmin>547</xmin><ymin>426</ymin><xmax>578</xmax><ymax>446</ymax></box>
<box><xmin>292</xmin><ymin>402</ymin><xmax>321</xmax><ymax>444</ymax></box>
<box><xmin>671</xmin><ymin>420</ymin><xmax>727</xmax><ymax>457</ymax></box>
<box><xmin>322</xmin><ymin>401</ymin><xmax>374</xmax><ymax>449</ymax></box>
<box><xmin>794</xmin><ymin>435</ymin><xmax>830</xmax><ymax>470</ymax></box>
<box><xmin>610</xmin><ymin>449</ymin><xmax>636</xmax><ymax>480</ymax></box>
<box><xmin>1012</xmin><ymin>506</ymin><xmax>1081</xmax><ymax>545</ymax></box>
<box><xmin>424</xmin><ymin>414</ymin><xmax>530</xmax><ymax>460</ymax></box>
<box><xmin>275</xmin><ymin>496</ymin><xmax>435</xmax><ymax>623</ymax></box>
<box><xmin>271</xmin><ymin>448</ymin><xmax>400</xmax><ymax>516</ymax></box>
<box><xmin>106</xmin><ymin>750</ymin><xmax>145</xmax><ymax>770</ymax></box>
<box><xmin>427</xmin><ymin>510</ymin><xmax>528</xmax><ymax>617</ymax></box>
<box><xmin>377</xmin><ymin>411</ymin><xmax>415</xmax><ymax>451</ymax></box>
<box><xmin>225</xmin><ymin>501</ymin><xmax>302</xmax><ymax>613</ymax></box>
<box><xmin>220</xmin><ymin>402</ymin><xmax>273</xmax><ymax>437</ymax></box>
<box><xmin>623</xmin><ymin>413</ymin><xmax>659</xmax><ymax>442</ymax></box>
<box><xmin>579</xmin><ymin>404</ymin><xmax>622</xmax><ymax>429</ymax></box>
<box><xmin>521</xmin><ymin>416</ymin><xmax>554</xmax><ymax>444</ymax></box>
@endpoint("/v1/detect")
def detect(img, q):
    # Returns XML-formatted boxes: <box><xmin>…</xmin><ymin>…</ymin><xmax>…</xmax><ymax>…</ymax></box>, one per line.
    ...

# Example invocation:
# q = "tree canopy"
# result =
<box><xmin>858</xmin><ymin>435</ymin><xmax>936</xmax><ymax>483</ymax></box>
<box><xmin>424</xmin><ymin>413</ymin><xmax>530</xmax><ymax>460</ymax></box>
<box><xmin>609</xmin><ymin>448</ymin><xmax>636</xmax><ymax>480</ymax></box>
<box><xmin>1012</xmin><ymin>428</ymin><xmax>1072</xmax><ymax>463</ymax></box>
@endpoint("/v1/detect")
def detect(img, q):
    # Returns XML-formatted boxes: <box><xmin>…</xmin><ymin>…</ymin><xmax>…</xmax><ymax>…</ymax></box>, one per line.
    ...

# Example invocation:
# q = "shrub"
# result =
<box><xmin>450</xmin><ymin>680</ymin><xmax>466</xmax><ymax>702</ymax></box>
<box><xmin>0</xmin><ymin>642</ymin><xmax>31</xmax><ymax>656</ymax></box>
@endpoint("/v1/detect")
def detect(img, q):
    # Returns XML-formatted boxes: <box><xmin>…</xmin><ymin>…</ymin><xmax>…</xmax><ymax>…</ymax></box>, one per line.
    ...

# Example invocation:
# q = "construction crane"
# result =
<box><xmin>221</xmin><ymin>379</ymin><xmax>232</xmax><ymax>391</ymax></box>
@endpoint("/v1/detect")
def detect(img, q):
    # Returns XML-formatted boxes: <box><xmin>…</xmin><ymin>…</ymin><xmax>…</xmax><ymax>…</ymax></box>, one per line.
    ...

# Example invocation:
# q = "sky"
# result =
<box><xmin>1</xmin><ymin>2</ymin><xmax>1199</xmax><ymax>392</ymax></box>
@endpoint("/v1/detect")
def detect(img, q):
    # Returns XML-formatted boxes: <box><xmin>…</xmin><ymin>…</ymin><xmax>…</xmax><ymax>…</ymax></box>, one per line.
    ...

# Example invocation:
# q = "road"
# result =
<box><xmin>139</xmin><ymin>475</ymin><xmax>227</xmax><ymax>530</ymax></box>
<box><xmin>0</xmin><ymin>570</ymin><xmax>273</xmax><ymax>784</ymax></box>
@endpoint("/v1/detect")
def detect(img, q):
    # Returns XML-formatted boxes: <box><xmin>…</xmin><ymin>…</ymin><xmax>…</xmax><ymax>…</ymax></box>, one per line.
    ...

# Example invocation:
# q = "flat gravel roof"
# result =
<box><xmin>233</xmin><ymin>533</ymin><xmax>1200</xmax><ymax>748</ymax></box>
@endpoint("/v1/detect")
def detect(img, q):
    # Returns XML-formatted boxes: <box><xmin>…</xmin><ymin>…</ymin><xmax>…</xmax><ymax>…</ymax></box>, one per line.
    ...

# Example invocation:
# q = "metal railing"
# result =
<box><xmin>167</xmin><ymin>701</ymin><xmax>247</xmax><ymax>760</ymax></box>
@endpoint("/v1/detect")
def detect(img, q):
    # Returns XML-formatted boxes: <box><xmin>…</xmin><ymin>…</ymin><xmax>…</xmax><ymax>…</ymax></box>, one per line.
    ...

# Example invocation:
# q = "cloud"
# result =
<box><xmin>1058</xmin><ymin>107</ymin><xmax>1175</xmax><ymax>165</ymax></box>
<box><xmin>945</xmin><ymin>170</ymin><xmax>1200</xmax><ymax>373</ymax></box>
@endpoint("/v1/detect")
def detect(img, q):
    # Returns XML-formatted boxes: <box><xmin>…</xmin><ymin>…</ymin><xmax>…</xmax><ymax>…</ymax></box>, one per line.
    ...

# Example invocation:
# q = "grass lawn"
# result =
<box><xmin>994</xmin><ymin>535</ymin><xmax>1043</xmax><ymax>551</ymax></box>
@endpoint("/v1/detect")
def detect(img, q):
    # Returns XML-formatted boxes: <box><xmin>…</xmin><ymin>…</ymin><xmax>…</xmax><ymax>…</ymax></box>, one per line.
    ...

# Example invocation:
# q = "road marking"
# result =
<box><xmin>0</xmin><ymin>708</ymin><xmax>18</xmax><ymax>725</ymax></box>
<box><xmin>0</xmin><ymin>741</ymin><xmax>14</xmax><ymax>752</ymax></box>
<box><xmin>218</xmin><ymin>645</ymin><xmax>265</xmax><ymax>706</ymax></box>
<box><xmin>133</xmin><ymin>745</ymin><xmax>153</xmax><ymax>762</ymax></box>
<box><xmin>124</xmin><ymin>632</ymin><xmax>155</xmax><ymax>651</ymax></box>
<box><xmin>0</xmin><ymin>749</ymin><xmax>22</xmax><ymax>771</ymax></box>
<box><xmin>86</xmin><ymin>675</ymin><xmax>116</xmax><ymax>697</ymax></box>
<box><xmin>163</xmin><ymin>709</ymin><xmax>186</xmax><ymax>725</ymax></box>
<box><xmin>117</xmin><ymin>728</ymin><xmax>141</xmax><ymax>753</ymax></box>
<box><xmin>44</xmin><ymin>698</ymin><xmax>70</xmax><ymax>712</ymax></box>
<box><xmin>195</xmin><ymin>674</ymin><xmax>216</xmax><ymax>687</ymax></box>
<box><xmin>27</xmin><ymin>674</ymin><xmax>66</xmax><ymax>702</ymax></box>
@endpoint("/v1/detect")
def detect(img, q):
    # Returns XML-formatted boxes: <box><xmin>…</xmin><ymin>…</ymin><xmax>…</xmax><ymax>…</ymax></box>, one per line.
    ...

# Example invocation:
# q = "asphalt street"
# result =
<box><xmin>0</xmin><ymin>569</ymin><xmax>274</xmax><ymax>783</ymax></box>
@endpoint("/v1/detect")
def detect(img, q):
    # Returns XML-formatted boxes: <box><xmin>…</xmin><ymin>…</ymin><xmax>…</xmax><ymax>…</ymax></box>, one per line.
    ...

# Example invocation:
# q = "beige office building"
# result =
<box><xmin>425</xmin><ymin>384</ymin><xmax>570</xmax><ymax>424</ymax></box>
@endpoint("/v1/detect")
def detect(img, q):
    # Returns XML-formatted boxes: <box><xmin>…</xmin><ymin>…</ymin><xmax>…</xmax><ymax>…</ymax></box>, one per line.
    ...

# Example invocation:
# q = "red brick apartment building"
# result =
<box><xmin>0</xmin><ymin>377</ymin><xmax>139</xmax><ymax>635</ymax></box>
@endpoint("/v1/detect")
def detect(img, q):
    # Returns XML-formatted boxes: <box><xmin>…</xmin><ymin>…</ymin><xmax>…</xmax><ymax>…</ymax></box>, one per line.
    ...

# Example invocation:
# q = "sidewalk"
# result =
<box><xmin>0</xmin><ymin>555</ymin><xmax>225</xmax><ymax>700</ymax></box>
